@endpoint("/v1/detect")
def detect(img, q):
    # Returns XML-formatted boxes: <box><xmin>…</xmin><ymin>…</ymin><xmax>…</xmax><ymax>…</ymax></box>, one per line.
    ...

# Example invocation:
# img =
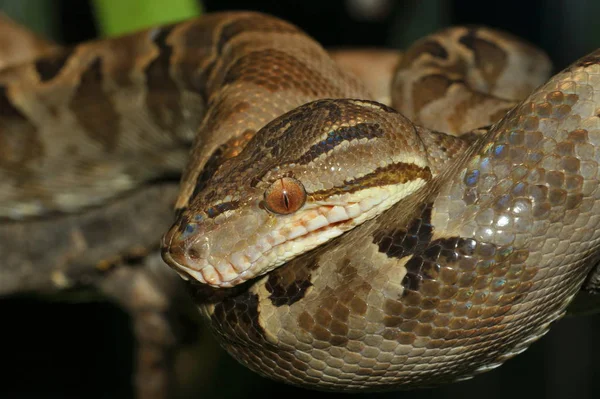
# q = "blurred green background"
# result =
<box><xmin>1</xmin><ymin>0</ymin><xmax>599</xmax><ymax>398</ymax></box>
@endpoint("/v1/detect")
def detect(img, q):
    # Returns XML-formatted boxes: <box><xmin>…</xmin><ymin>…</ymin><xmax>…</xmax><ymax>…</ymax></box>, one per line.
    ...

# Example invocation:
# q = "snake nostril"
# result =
<box><xmin>185</xmin><ymin>236</ymin><xmax>211</xmax><ymax>262</ymax></box>
<box><xmin>187</xmin><ymin>246</ymin><xmax>202</xmax><ymax>260</ymax></box>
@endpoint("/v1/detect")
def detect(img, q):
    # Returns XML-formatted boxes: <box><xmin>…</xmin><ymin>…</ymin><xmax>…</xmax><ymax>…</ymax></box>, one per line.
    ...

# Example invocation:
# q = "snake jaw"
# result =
<box><xmin>161</xmin><ymin>204</ymin><xmax>342</xmax><ymax>288</ymax></box>
<box><xmin>162</xmin><ymin>179</ymin><xmax>428</xmax><ymax>288</ymax></box>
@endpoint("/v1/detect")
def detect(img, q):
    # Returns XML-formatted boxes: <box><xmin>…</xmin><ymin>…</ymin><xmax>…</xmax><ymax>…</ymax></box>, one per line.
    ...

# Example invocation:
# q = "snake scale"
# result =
<box><xmin>2</xmin><ymin>11</ymin><xmax>599</xmax><ymax>391</ymax></box>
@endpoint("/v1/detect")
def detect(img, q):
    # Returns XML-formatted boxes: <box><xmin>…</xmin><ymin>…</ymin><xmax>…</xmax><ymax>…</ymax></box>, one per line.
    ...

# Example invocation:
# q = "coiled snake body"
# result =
<box><xmin>2</xmin><ymin>11</ymin><xmax>599</xmax><ymax>391</ymax></box>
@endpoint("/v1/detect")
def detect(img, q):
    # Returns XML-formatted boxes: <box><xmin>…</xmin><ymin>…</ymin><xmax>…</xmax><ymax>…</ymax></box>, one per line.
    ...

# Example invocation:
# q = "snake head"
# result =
<box><xmin>162</xmin><ymin>99</ymin><xmax>431</xmax><ymax>288</ymax></box>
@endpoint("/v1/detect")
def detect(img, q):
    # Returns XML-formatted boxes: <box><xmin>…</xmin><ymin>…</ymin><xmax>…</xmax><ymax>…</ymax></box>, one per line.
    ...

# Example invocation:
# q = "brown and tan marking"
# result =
<box><xmin>2</xmin><ymin>10</ymin><xmax>600</xmax><ymax>393</ymax></box>
<box><xmin>161</xmin><ymin>15</ymin><xmax>600</xmax><ymax>391</ymax></box>
<box><xmin>391</xmin><ymin>26</ymin><xmax>552</xmax><ymax>134</ymax></box>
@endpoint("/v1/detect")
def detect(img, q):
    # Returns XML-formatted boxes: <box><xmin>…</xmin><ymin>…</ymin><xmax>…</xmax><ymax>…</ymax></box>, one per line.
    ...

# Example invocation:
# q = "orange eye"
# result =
<box><xmin>264</xmin><ymin>177</ymin><xmax>306</xmax><ymax>215</ymax></box>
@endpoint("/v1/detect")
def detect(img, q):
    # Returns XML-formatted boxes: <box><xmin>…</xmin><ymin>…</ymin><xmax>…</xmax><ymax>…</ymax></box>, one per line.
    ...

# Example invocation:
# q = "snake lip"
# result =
<box><xmin>162</xmin><ymin>185</ymin><xmax>423</xmax><ymax>287</ymax></box>
<box><xmin>161</xmin><ymin>223</ymin><xmax>244</xmax><ymax>287</ymax></box>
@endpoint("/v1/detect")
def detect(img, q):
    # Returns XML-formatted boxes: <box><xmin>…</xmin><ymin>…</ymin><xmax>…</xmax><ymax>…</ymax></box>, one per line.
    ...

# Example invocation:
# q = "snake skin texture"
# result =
<box><xmin>1</xmin><ymin>11</ymin><xmax>598</xmax><ymax>392</ymax></box>
<box><xmin>194</xmin><ymin>61</ymin><xmax>600</xmax><ymax>389</ymax></box>
<box><xmin>163</xmin><ymin>14</ymin><xmax>598</xmax><ymax>391</ymax></box>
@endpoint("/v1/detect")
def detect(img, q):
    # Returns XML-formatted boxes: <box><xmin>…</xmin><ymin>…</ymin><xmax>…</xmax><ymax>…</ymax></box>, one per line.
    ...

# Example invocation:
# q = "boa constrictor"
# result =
<box><xmin>1</xmin><ymin>11</ymin><xmax>598</xmax><ymax>391</ymax></box>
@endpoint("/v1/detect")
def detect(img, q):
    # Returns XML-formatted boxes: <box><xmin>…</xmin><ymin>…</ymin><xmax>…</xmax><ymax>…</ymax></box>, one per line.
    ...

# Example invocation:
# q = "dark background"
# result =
<box><xmin>1</xmin><ymin>0</ymin><xmax>599</xmax><ymax>398</ymax></box>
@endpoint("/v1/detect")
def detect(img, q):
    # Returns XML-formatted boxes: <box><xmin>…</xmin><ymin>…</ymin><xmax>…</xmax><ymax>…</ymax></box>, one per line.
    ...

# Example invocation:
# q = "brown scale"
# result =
<box><xmin>189</xmin><ymin>24</ymin><xmax>600</xmax><ymax>392</ymax></box>
<box><xmin>3</xmin><ymin>10</ymin><xmax>600</xmax><ymax>393</ymax></box>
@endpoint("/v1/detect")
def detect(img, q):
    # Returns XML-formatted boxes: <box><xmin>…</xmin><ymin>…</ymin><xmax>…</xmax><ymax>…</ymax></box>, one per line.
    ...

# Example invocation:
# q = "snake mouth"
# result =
<box><xmin>162</xmin><ymin>203</ymin><xmax>359</xmax><ymax>288</ymax></box>
<box><xmin>162</xmin><ymin>180</ymin><xmax>427</xmax><ymax>288</ymax></box>
<box><xmin>162</xmin><ymin>186</ymin><xmax>410</xmax><ymax>288</ymax></box>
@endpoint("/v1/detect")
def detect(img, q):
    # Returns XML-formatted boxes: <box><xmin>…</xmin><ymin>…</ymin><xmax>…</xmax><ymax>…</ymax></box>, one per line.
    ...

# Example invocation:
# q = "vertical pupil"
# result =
<box><xmin>283</xmin><ymin>191</ymin><xmax>290</xmax><ymax>209</ymax></box>
<box><xmin>280</xmin><ymin>179</ymin><xmax>290</xmax><ymax>210</ymax></box>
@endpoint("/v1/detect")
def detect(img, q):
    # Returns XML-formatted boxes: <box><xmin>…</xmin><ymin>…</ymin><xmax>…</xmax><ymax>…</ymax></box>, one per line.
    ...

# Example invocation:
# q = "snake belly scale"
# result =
<box><xmin>1</xmin><ymin>11</ymin><xmax>598</xmax><ymax>391</ymax></box>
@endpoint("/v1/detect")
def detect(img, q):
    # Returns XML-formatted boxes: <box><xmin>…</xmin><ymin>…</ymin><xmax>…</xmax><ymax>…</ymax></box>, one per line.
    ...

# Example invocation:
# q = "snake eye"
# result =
<box><xmin>264</xmin><ymin>177</ymin><xmax>306</xmax><ymax>215</ymax></box>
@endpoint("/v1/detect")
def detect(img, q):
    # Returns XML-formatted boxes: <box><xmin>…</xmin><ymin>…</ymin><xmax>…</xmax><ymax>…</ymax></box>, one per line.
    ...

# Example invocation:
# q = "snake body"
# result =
<box><xmin>2</xmin><ymin>11</ymin><xmax>599</xmax><ymax>391</ymax></box>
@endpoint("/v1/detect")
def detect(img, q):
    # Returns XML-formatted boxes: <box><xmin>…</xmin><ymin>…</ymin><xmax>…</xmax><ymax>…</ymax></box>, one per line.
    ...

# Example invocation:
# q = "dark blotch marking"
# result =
<box><xmin>175</xmin><ymin>213</ymin><xmax>191</xmax><ymax>234</ymax></box>
<box><xmin>249</xmin><ymin>101</ymin><xmax>344</xmax><ymax>188</ymax></box>
<box><xmin>410</xmin><ymin>40</ymin><xmax>449</xmax><ymax>60</ymax></box>
<box><xmin>373</xmin><ymin>204</ymin><xmax>461</xmax><ymax>292</ymax></box>
<box><xmin>210</xmin><ymin>290</ymin><xmax>272</xmax><ymax>347</ymax></box>
<box><xmin>251</xmin><ymin>99</ymin><xmax>389</xmax><ymax>170</ymax></box>
<box><xmin>206</xmin><ymin>200</ymin><xmax>240</xmax><ymax>219</ymax></box>
<box><xmin>146</xmin><ymin>26</ymin><xmax>177</xmax><ymax>87</ymax></box>
<box><xmin>266</xmin><ymin>260</ymin><xmax>320</xmax><ymax>307</ymax></box>
<box><xmin>458</xmin><ymin>28</ymin><xmax>482</xmax><ymax>51</ymax></box>
<box><xmin>402</xmin><ymin>236</ymin><xmax>461</xmax><ymax>292</ymax></box>
<box><xmin>412</xmin><ymin>74</ymin><xmax>456</xmax><ymax>114</ymax></box>
<box><xmin>374</xmin><ymin>203</ymin><xmax>434</xmax><ymax>260</ymax></box>
<box><xmin>459</xmin><ymin>28</ymin><xmax>507</xmax><ymax>85</ymax></box>
<box><xmin>295</xmin><ymin>122</ymin><xmax>385</xmax><ymax>165</ymax></box>
<box><xmin>165</xmin><ymin>17</ymin><xmax>226</xmax><ymax>94</ymax></box>
<box><xmin>34</xmin><ymin>50</ymin><xmax>72</xmax><ymax>82</ymax></box>
<box><xmin>144</xmin><ymin>25</ymin><xmax>185</xmax><ymax>133</ymax></box>
<box><xmin>263</xmin><ymin>100</ymin><xmax>343</xmax><ymax>150</ymax></box>
<box><xmin>69</xmin><ymin>58</ymin><xmax>122</xmax><ymax>151</ymax></box>
<box><xmin>310</xmin><ymin>162</ymin><xmax>431</xmax><ymax>200</ymax></box>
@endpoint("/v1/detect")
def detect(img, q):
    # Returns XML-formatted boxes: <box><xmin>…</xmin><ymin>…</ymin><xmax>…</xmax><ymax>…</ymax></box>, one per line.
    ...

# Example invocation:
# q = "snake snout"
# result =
<box><xmin>161</xmin><ymin>222</ymin><xmax>216</xmax><ymax>284</ymax></box>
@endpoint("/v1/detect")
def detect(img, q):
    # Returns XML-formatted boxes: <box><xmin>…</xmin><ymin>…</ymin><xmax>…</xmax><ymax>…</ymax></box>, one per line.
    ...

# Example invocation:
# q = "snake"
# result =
<box><xmin>1</xmin><ymin>11</ymin><xmax>599</xmax><ymax>392</ymax></box>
